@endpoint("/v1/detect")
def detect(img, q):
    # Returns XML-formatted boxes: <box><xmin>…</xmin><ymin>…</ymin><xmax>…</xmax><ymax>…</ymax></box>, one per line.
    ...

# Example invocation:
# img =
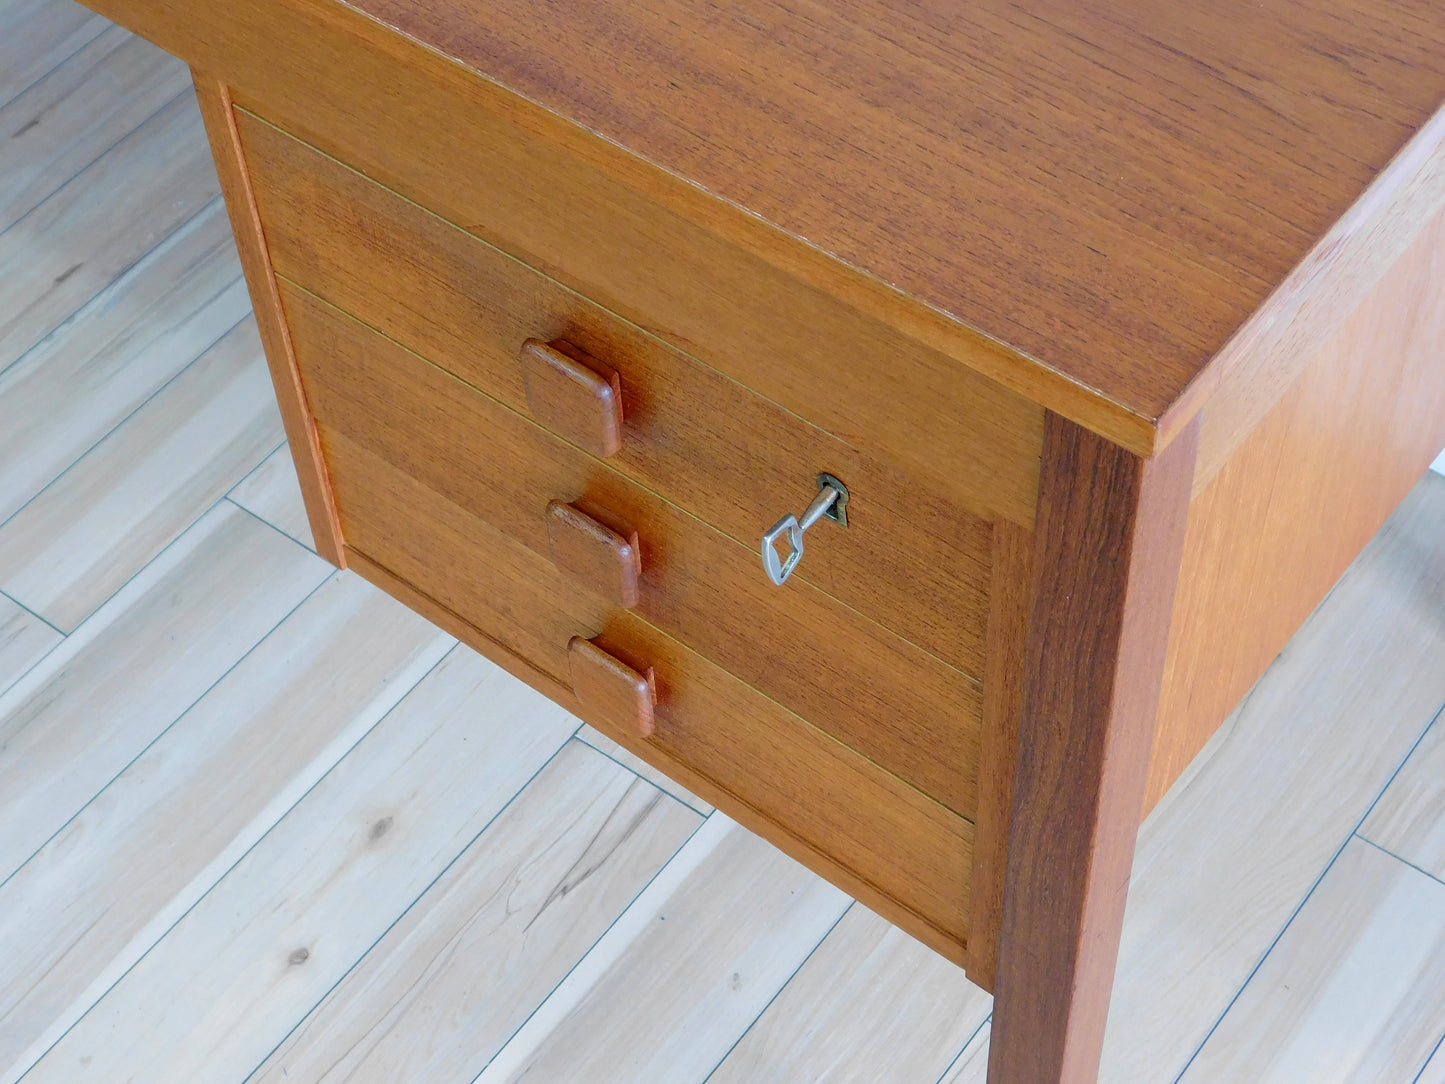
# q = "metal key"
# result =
<box><xmin>761</xmin><ymin>473</ymin><xmax>849</xmax><ymax>585</ymax></box>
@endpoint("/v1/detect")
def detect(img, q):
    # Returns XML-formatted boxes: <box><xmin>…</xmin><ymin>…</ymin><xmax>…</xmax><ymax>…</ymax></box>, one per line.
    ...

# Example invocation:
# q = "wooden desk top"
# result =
<box><xmin>346</xmin><ymin>0</ymin><xmax>1445</xmax><ymax>449</ymax></box>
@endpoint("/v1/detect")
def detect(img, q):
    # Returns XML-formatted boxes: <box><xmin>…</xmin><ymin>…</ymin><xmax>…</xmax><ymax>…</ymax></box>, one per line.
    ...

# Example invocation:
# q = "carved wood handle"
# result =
<box><xmin>568</xmin><ymin>636</ymin><xmax>656</xmax><ymax>737</ymax></box>
<box><xmin>520</xmin><ymin>338</ymin><xmax>624</xmax><ymax>457</ymax></box>
<box><xmin>546</xmin><ymin>500</ymin><xmax>642</xmax><ymax>608</ymax></box>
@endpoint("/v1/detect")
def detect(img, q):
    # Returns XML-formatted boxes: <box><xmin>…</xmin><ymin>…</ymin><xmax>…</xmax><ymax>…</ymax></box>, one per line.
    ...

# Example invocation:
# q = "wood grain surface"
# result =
<box><xmin>0</xmin><ymin>88</ymin><xmax>216</xmax><ymax>370</ymax></box>
<box><xmin>238</xmin><ymin>111</ymin><xmax>999</xmax><ymax>668</ymax></box>
<box><xmin>346</xmin><ymin>0</ymin><xmax>1445</xmax><ymax>438</ymax></box>
<box><xmin>1362</xmin><ymin>719</ymin><xmax>1445</xmax><ymax>881</ymax></box>
<box><xmin>547</xmin><ymin>501</ymin><xmax>642</xmax><ymax>611</ymax></box>
<box><xmin>707</xmin><ymin>904</ymin><xmax>992</xmax><ymax>1084</ymax></box>
<box><xmin>990</xmin><ymin>413</ymin><xmax>1197</xmax><ymax>1082</ymax></box>
<box><xmin>13</xmin><ymin>10</ymin><xmax>1445</xmax><ymax>1076</ymax></box>
<box><xmin>0</xmin><ymin>595</ymin><xmax>59</xmax><ymax>697</ymax></box>
<box><xmin>0</xmin><ymin>26</ymin><xmax>187</xmax><ymax>234</ymax></box>
<box><xmin>191</xmin><ymin>72</ymin><xmax>346</xmax><ymax>565</ymax></box>
<box><xmin>0</xmin><ymin>575</ymin><xmax>449</xmax><ymax>1080</ymax></box>
<box><xmin>21</xmin><ymin>648</ymin><xmax>580</xmax><ymax>1084</ymax></box>
<box><xmin>75</xmin><ymin>0</ymin><xmax>1059</xmax><ymax>511</ymax></box>
<box><xmin>575</xmin><ymin>724</ymin><xmax>712</xmax><ymax>815</ymax></box>
<box><xmin>248</xmin><ymin>741</ymin><xmax>701</xmax><ymax>1084</ymax></box>
<box><xmin>478</xmin><ymin>822</ymin><xmax>850</xmax><ymax>1084</ymax></box>
<box><xmin>344</xmin><ymin>545</ymin><xmax>970</xmax><ymax>964</ymax></box>
<box><xmin>326</xmin><ymin>433</ymin><xmax>975</xmax><ymax>958</ymax></box>
<box><xmin>568</xmin><ymin>636</ymin><xmax>656</xmax><ymax>738</ymax></box>
<box><xmin>0</xmin><ymin>201</ymin><xmax>248</xmax><ymax>525</ymax></box>
<box><xmin>0</xmin><ymin>503</ymin><xmax>328</xmax><ymax>882</ymax></box>
<box><xmin>80</xmin><ymin>0</ymin><xmax>1445</xmax><ymax>457</ymax></box>
<box><xmin>1418</xmin><ymin>1037</ymin><xmax>1445</xmax><ymax>1084</ymax></box>
<box><xmin>0</xmin><ymin>0</ymin><xmax>107</xmax><ymax>108</ymax></box>
<box><xmin>966</xmin><ymin>517</ymin><xmax>1033</xmax><ymax>987</ymax></box>
<box><xmin>1148</xmin><ymin>203</ymin><xmax>1445</xmax><ymax>813</ymax></box>
<box><xmin>0</xmin><ymin>317</ymin><xmax>282</xmax><ymax>631</ymax></box>
<box><xmin>519</xmin><ymin>339</ymin><xmax>624</xmax><ymax>460</ymax></box>
<box><xmin>227</xmin><ymin>444</ymin><xmax>316</xmax><ymax>550</ymax></box>
<box><xmin>1102</xmin><ymin>476</ymin><xmax>1445</xmax><ymax>1081</ymax></box>
<box><xmin>285</xmin><ymin>285</ymin><xmax>984</xmax><ymax>818</ymax></box>
<box><xmin>1183</xmin><ymin>105</ymin><xmax>1445</xmax><ymax>478</ymax></box>
<box><xmin>941</xmin><ymin>1022</ymin><xmax>992</xmax><ymax>1084</ymax></box>
<box><xmin>1179</xmin><ymin>839</ymin><xmax>1445</xmax><ymax>1083</ymax></box>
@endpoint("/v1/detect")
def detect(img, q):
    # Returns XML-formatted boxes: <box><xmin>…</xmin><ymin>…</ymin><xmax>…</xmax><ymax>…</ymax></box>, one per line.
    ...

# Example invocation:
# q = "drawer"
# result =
<box><xmin>319</xmin><ymin>422</ymin><xmax>974</xmax><ymax>961</ymax></box>
<box><xmin>222</xmin><ymin>87</ymin><xmax>1044</xmax><ymax>531</ymax></box>
<box><xmin>283</xmin><ymin>283</ymin><xmax>984</xmax><ymax>817</ymax></box>
<box><xmin>238</xmin><ymin>109</ymin><xmax>993</xmax><ymax>677</ymax></box>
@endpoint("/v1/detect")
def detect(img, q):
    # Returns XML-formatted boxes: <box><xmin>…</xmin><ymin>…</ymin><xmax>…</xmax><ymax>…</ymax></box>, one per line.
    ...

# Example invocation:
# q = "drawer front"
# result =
<box><xmin>283</xmin><ymin>284</ymin><xmax>984</xmax><ymax>818</ymax></box>
<box><xmin>318</xmin><ymin>423</ymin><xmax>974</xmax><ymax>958</ymax></box>
<box><xmin>239</xmin><ymin>110</ymin><xmax>993</xmax><ymax>678</ymax></box>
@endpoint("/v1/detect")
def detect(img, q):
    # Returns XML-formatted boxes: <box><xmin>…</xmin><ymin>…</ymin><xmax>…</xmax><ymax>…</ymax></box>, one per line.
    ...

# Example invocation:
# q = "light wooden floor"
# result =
<box><xmin>3</xmin><ymin>4</ymin><xmax>1445</xmax><ymax>1080</ymax></box>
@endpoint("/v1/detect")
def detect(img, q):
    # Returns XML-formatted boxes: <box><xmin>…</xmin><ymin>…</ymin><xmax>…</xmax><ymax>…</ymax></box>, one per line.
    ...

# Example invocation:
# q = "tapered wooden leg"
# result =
<box><xmin>190</xmin><ymin>69</ymin><xmax>346</xmax><ymax>567</ymax></box>
<box><xmin>988</xmin><ymin>413</ymin><xmax>1199</xmax><ymax>1082</ymax></box>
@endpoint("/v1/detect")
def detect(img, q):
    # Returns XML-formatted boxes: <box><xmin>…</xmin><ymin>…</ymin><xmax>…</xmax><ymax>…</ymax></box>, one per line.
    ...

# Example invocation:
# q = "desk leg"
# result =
<box><xmin>988</xmin><ymin>412</ymin><xmax>1198</xmax><ymax>1082</ymax></box>
<box><xmin>190</xmin><ymin>69</ymin><xmax>346</xmax><ymax>567</ymax></box>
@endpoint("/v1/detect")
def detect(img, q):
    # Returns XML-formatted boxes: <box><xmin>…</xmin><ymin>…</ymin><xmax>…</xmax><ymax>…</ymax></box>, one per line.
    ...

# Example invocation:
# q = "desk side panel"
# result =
<box><xmin>1147</xmin><ymin>206</ymin><xmax>1445</xmax><ymax>815</ymax></box>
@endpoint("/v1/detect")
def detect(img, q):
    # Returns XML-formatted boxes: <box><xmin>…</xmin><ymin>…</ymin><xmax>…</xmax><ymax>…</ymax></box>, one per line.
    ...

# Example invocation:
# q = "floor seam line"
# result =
<box><xmin>0</xmin><ymin>31</ymin><xmax>166</xmax><ymax>237</ymax></box>
<box><xmin>1411</xmin><ymin>1027</ymin><xmax>1445</xmax><ymax>1084</ymax></box>
<box><xmin>224</xmin><ymin>439</ymin><xmax>290</xmax><ymax>499</ymax></box>
<box><xmin>1353</xmin><ymin>833</ymin><xmax>1445</xmax><ymax>890</ymax></box>
<box><xmin>1168</xmin><ymin>698</ymin><xmax>1445</xmax><ymax>1083</ymax></box>
<box><xmin>16</xmin><ymin>642</ymin><xmax>459</xmax><ymax>1084</ymax></box>
<box><xmin>240</xmin><ymin>725</ymin><xmax>596</xmax><ymax>1084</ymax></box>
<box><xmin>0</xmin><ymin>191</ymin><xmax>228</xmax><ymax>384</ymax></box>
<box><xmin>0</xmin><ymin>556</ymin><xmax>335</xmax><ymax>895</ymax></box>
<box><xmin>0</xmin><ymin>82</ymin><xmax>189</xmax><ymax>246</ymax></box>
<box><xmin>467</xmin><ymin>813</ymin><xmax>719</xmax><ymax>1084</ymax></box>
<box><xmin>932</xmin><ymin>1012</ymin><xmax>992</xmax><ymax>1084</ymax></box>
<box><xmin>0</xmin><ymin>295</ymin><xmax>248</xmax><ymax>553</ymax></box>
<box><xmin>699</xmin><ymin>902</ymin><xmax>856</xmax><ymax>1084</ymax></box>
<box><xmin>0</xmin><ymin>15</ymin><xmax>109</xmax><ymax>114</ymax></box>
<box><xmin>572</xmin><ymin>733</ymin><xmax>710</xmax><ymax>815</ymax></box>
<box><xmin>221</xmin><ymin>495</ymin><xmax>317</xmax><ymax>554</ymax></box>
<box><xmin>0</xmin><ymin>588</ymin><xmax>63</xmax><ymax>636</ymax></box>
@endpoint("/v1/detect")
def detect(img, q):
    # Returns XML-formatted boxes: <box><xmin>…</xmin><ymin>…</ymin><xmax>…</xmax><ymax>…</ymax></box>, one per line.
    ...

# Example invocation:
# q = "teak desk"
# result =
<box><xmin>70</xmin><ymin>0</ymin><xmax>1445</xmax><ymax>1079</ymax></box>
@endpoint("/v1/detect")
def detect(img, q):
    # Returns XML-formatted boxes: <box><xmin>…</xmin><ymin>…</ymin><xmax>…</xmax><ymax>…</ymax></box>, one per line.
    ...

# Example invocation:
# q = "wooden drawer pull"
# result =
<box><xmin>520</xmin><ymin>338</ymin><xmax>624</xmax><ymax>457</ymax></box>
<box><xmin>568</xmin><ymin>636</ymin><xmax>656</xmax><ymax>737</ymax></box>
<box><xmin>546</xmin><ymin>500</ymin><xmax>642</xmax><ymax>608</ymax></box>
